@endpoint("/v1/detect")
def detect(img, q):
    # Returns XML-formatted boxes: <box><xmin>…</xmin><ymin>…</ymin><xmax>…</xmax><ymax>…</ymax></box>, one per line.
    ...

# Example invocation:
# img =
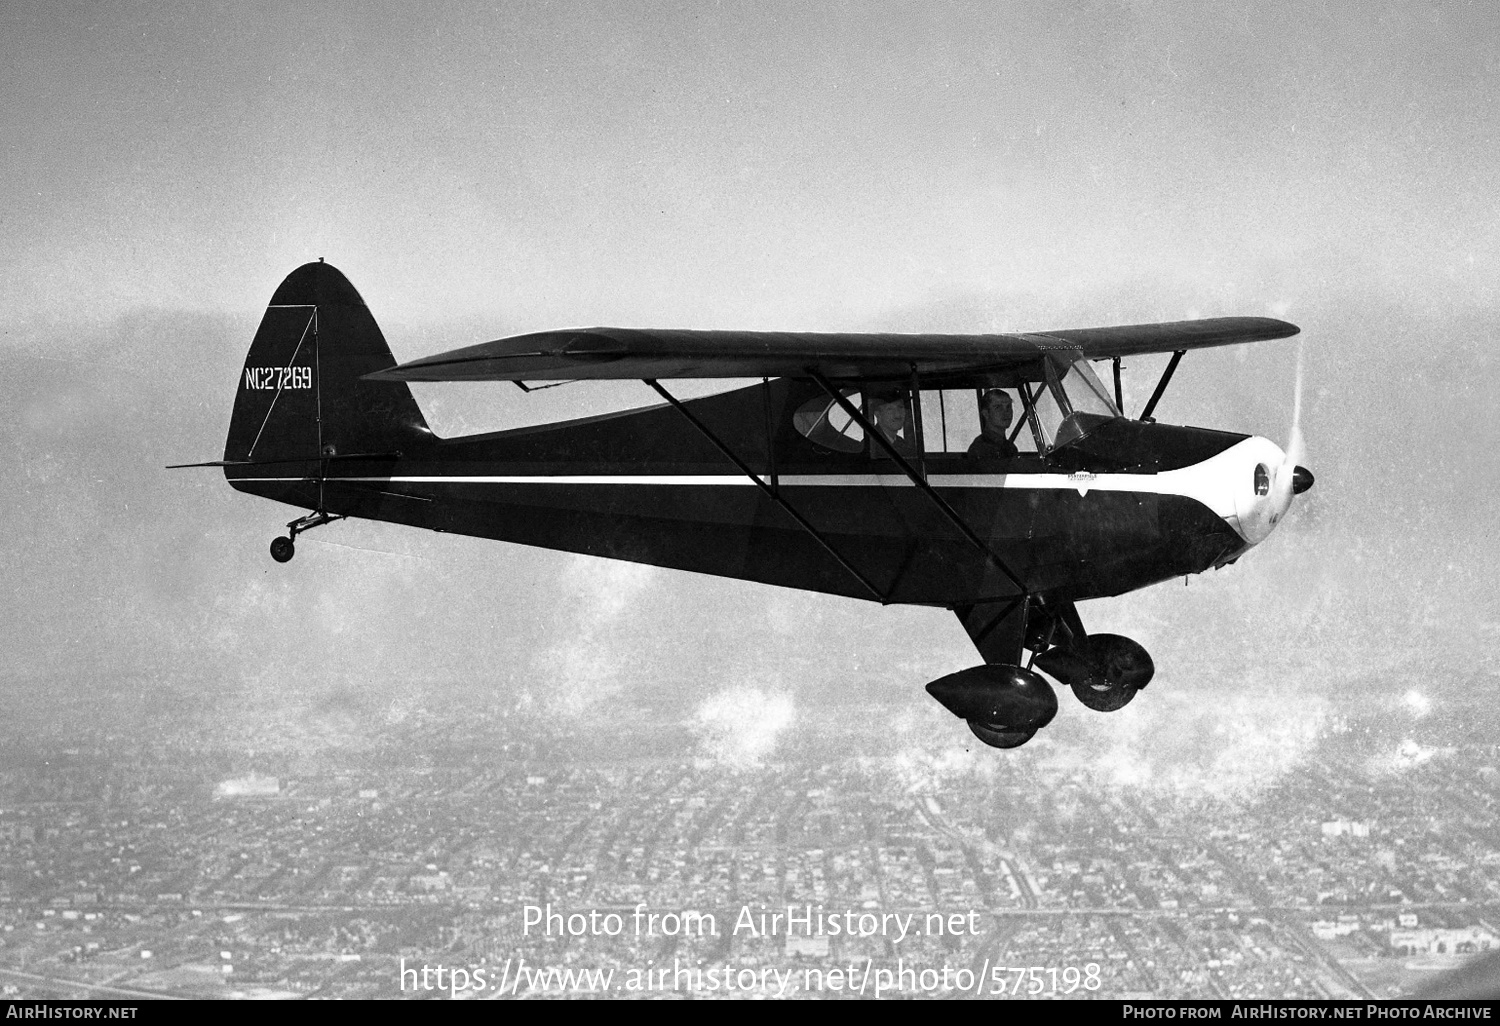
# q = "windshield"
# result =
<box><xmin>1031</xmin><ymin>353</ymin><xmax>1121</xmax><ymax>450</ymax></box>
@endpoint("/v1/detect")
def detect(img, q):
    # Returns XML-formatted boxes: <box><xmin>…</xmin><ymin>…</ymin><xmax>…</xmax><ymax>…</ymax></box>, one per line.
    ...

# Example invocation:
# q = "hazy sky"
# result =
<box><xmin>3</xmin><ymin>3</ymin><xmax>1497</xmax><ymax>765</ymax></box>
<box><xmin>6</xmin><ymin>2</ymin><xmax>1496</xmax><ymax>326</ymax></box>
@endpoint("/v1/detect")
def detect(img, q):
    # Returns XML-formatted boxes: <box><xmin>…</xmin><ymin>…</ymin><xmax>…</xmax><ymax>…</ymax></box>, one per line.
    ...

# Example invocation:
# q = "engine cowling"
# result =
<box><xmin>925</xmin><ymin>664</ymin><xmax>1058</xmax><ymax>731</ymax></box>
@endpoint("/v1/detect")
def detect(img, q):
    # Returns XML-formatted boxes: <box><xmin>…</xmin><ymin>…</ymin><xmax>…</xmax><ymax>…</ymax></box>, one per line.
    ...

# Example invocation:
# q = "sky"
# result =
<box><xmin>2</xmin><ymin>2</ymin><xmax>1498</xmax><ymax>769</ymax></box>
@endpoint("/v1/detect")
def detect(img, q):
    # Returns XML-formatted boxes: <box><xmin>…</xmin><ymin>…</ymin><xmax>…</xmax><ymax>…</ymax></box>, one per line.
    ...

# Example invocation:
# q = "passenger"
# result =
<box><xmin>870</xmin><ymin>392</ymin><xmax>917</xmax><ymax>456</ymax></box>
<box><xmin>966</xmin><ymin>390</ymin><xmax>1020</xmax><ymax>460</ymax></box>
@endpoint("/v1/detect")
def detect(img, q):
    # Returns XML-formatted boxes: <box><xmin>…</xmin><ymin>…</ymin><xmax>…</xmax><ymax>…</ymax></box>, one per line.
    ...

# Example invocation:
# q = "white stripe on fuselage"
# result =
<box><xmin>243</xmin><ymin>437</ymin><xmax>1266</xmax><ymax>540</ymax></box>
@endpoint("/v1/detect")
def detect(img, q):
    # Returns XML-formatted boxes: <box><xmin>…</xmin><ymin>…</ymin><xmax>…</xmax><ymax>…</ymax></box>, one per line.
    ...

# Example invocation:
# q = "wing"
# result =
<box><xmin>366</xmin><ymin>316</ymin><xmax>1298</xmax><ymax>383</ymax></box>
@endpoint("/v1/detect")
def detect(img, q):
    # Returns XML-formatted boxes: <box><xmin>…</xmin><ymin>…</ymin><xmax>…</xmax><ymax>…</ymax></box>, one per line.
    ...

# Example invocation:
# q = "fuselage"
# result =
<box><xmin>226</xmin><ymin>376</ymin><xmax>1276</xmax><ymax>607</ymax></box>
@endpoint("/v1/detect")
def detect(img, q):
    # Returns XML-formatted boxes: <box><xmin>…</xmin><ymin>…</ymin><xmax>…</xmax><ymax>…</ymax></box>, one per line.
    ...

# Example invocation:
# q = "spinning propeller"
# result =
<box><xmin>1269</xmin><ymin>340</ymin><xmax>1315</xmax><ymax>526</ymax></box>
<box><xmin>1229</xmin><ymin>340</ymin><xmax>1314</xmax><ymax>545</ymax></box>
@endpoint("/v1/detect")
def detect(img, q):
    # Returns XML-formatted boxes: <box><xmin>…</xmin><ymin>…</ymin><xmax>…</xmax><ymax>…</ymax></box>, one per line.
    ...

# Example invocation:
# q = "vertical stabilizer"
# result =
<box><xmin>224</xmin><ymin>261</ymin><xmax>430</xmax><ymax>466</ymax></box>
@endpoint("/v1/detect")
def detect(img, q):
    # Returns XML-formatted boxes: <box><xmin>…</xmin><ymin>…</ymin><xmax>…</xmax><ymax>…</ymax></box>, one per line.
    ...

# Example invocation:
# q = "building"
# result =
<box><xmin>1390</xmin><ymin>926</ymin><xmax>1498</xmax><ymax>956</ymax></box>
<box><xmin>215</xmin><ymin>773</ymin><xmax>280</xmax><ymax>798</ymax></box>
<box><xmin>1321</xmin><ymin>820</ymin><xmax>1371</xmax><ymax>839</ymax></box>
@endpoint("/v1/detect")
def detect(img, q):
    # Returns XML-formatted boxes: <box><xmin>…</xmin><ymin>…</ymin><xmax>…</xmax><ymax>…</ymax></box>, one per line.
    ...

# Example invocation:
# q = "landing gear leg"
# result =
<box><xmin>268</xmin><ymin>510</ymin><xmax>345</xmax><ymax>563</ymax></box>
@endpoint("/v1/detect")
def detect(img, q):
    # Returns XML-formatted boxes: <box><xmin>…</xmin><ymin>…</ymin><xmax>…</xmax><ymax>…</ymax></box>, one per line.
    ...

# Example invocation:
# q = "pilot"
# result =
<box><xmin>966</xmin><ymin>390</ymin><xmax>1020</xmax><ymax>460</ymax></box>
<box><xmin>870</xmin><ymin>392</ymin><xmax>917</xmax><ymax>456</ymax></box>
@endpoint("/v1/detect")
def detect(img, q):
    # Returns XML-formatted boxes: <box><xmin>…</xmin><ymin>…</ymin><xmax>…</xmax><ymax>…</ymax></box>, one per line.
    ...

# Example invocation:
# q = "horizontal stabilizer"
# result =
<box><xmin>167</xmin><ymin>451</ymin><xmax>402</xmax><ymax>469</ymax></box>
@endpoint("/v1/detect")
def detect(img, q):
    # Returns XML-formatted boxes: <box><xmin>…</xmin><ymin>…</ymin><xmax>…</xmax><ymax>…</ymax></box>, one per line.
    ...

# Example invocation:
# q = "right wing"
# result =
<box><xmin>365</xmin><ymin>317</ymin><xmax>1299</xmax><ymax>384</ymax></box>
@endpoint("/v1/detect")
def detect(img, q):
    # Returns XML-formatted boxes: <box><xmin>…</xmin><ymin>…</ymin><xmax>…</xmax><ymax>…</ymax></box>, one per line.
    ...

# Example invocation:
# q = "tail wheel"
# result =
<box><xmin>268</xmin><ymin>510</ymin><xmax>344</xmax><ymax>563</ymax></box>
<box><xmin>967</xmin><ymin>721</ymin><xmax>1036</xmax><ymax>749</ymax></box>
<box><xmin>1070</xmin><ymin>679</ymin><xmax>1138</xmax><ymax>712</ymax></box>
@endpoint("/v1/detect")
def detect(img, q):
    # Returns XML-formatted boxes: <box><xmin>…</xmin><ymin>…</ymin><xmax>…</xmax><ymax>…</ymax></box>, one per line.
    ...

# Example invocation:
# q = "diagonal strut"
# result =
<box><xmin>809</xmin><ymin>370</ymin><xmax>1029</xmax><ymax>598</ymax></box>
<box><xmin>645</xmin><ymin>379</ymin><xmax>889</xmax><ymax>604</ymax></box>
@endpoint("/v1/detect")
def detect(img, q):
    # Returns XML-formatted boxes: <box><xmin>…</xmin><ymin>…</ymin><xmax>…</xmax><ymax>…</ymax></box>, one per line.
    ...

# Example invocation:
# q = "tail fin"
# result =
<box><xmin>224</xmin><ymin>261</ymin><xmax>431</xmax><ymax>468</ymax></box>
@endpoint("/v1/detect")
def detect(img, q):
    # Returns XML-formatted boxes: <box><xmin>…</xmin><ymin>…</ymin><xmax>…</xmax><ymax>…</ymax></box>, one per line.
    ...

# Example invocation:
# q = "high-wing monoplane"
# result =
<box><xmin>177</xmin><ymin>262</ymin><xmax>1313</xmax><ymax>749</ymax></box>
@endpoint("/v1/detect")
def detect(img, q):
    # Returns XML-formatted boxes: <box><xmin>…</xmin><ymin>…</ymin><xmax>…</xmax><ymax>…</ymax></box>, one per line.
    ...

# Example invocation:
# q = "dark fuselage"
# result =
<box><xmin>227</xmin><ymin>377</ymin><xmax>1247</xmax><ymax>607</ymax></box>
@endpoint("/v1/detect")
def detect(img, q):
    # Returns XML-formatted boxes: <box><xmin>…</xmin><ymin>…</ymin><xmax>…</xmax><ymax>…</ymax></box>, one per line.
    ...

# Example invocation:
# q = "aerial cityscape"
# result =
<box><xmin>0</xmin><ymin>667</ymin><xmax>1493</xmax><ymax>1000</ymax></box>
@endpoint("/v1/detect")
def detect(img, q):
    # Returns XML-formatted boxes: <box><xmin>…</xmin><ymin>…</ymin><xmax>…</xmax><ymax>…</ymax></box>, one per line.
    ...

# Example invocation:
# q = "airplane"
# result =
<box><xmin>175</xmin><ymin>260</ymin><xmax>1313</xmax><ymax>750</ymax></box>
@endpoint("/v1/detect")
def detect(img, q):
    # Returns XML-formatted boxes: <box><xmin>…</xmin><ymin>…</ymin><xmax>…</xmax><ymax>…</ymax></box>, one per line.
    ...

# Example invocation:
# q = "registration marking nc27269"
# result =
<box><xmin>244</xmin><ymin>367</ymin><xmax>312</xmax><ymax>390</ymax></box>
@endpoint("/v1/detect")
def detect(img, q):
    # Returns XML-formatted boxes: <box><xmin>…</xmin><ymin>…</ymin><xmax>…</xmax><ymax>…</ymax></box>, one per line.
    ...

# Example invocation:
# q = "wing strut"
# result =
<box><xmin>643</xmin><ymin>380</ymin><xmax>889</xmax><ymax>604</ymax></box>
<box><xmin>809</xmin><ymin>371</ymin><xmax>1029</xmax><ymax>599</ymax></box>
<box><xmin>1138</xmin><ymin>349</ymin><xmax>1185</xmax><ymax>422</ymax></box>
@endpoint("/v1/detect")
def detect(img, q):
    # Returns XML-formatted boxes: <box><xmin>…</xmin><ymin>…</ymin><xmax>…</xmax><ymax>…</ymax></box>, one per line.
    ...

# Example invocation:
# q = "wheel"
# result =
<box><xmin>1037</xmin><ymin>634</ymin><xmax>1153</xmax><ymax>711</ymax></box>
<box><xmin>269</xmin><ymin>536</ymin><xmax>295</xmax><ymax>563</ymax></box>
<box><xmin>1087</xmin><ymin>634</ymin><xmax>1154</xmax><ymax>690</ymax></box>
<box><xmin>1070</xmin><ymin>679</ymin><xmax>1138</xmax><ymax>712</ymax></box>
<box><xmin>927</xmin><ymin>664</ymin><xmax>1058</xmax><ymax>731</ymax></box>
<box><xmin>967</xmin><ymin>720</ymin><xmax>1036</xmax><ymax>749</ymax></box>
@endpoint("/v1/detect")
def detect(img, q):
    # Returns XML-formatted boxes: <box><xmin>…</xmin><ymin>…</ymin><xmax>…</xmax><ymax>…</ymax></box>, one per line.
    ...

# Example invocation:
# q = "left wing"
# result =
<box><xmin>365</xmin><ymin>317</ymin><xmax>1298</xmax><ymax>383</ymax></box>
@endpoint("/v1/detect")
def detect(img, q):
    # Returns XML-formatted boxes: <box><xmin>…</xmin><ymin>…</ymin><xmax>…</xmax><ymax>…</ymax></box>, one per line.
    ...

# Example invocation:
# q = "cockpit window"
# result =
<box><xmin>793</xmin><ymin>357</ymin><xmax>1120</xmax><ymax>458</ymax></box>
<box><xmin>920</xmin><ymin>390</ymin><xmax>981</xmax><ymax>454</ymax></box>
<box><xmin>793</xmin><ymin>388</ymin><xmax>921</xmax><ymax>457</ymax></box>
<box><xmin>865</xmin><ymin>389</ymin><xmax>917</xmax><ymax>458</ymax></box>
<box><xmin>921</xmin><ymin>388</ymin><xmax>1039</xmax><ymax>455</ymax></box>
<box><xmin>793</xmin><ymin>390</ymin><xmax>865</xmax><ymax>452</ymax></box>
